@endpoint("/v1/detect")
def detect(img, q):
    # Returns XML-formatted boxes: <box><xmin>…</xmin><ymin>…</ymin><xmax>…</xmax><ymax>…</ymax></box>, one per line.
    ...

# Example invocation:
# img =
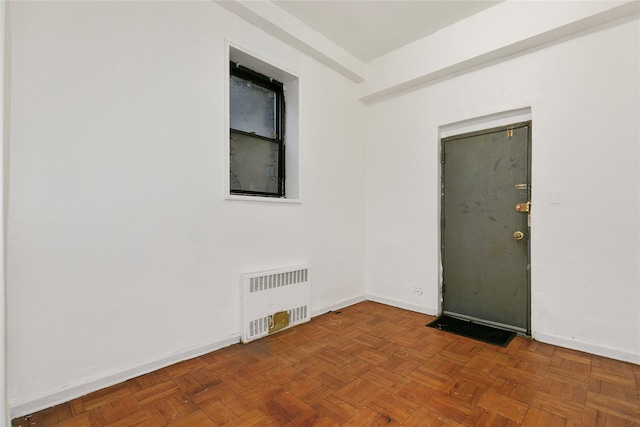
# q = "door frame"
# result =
<box><xmin>438</xmin><ymin>110</ymin><xmax>532</xmax><ymax>335</ymax></box>
<box><xmin>1</xmin><ymin>0</ymin><xmax>7</xmax><ymax>422</ymax></box>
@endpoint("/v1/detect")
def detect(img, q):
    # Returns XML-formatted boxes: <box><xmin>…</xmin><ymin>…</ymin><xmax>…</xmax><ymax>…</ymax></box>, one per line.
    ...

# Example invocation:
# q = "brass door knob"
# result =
<box><xmin>513</xmin><ymin>231</ymin><xmax>524</xmax><ymax>240</ymax></box>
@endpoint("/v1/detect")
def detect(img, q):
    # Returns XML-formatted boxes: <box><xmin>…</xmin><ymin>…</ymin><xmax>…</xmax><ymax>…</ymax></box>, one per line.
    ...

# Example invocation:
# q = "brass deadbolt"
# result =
<box><xmin>515</xmin><ymin>202</ymin><xmax>531</xmax><ymax>213</ymax></box>
<box><xmin>513</xmin><ymin>231</ymin><xmax>524</xmax><ymax>240</ymax></box>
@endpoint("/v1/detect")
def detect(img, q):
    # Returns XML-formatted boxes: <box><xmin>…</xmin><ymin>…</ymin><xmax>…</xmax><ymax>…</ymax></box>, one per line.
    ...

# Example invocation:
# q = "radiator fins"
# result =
<box><xmin>241</xmin><ymin>266</ymin><xmax>311</xmax><ymax>343</ymax></box>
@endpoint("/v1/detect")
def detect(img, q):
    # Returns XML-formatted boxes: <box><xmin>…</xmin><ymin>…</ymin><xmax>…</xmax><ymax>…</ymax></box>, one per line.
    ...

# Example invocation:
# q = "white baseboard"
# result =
<box><xmin>366</xmin><ymin>294</ymin><xmax>438</xmax><ymax>316</ymax></box>
<box><xmin>368</xmin><ymin>298</ymin><xmax>640</xmax><ymax>366</ymax></box>
<box><xmin>10</xmin><ymin>335</ymin><xmax>241</xmax><ymax>419</ymax></box>
<box><xmin>14</xmin><ymin>299</ymin><xmax>636</xmax><ymax>419</ymax></box>
<box><xmin>11</xmin><ymin>296</ymin><xmax>367</xmax><ymax>419</ymax></box>
<box><xmin>533</xmin><ymin>331</ymin><xmax>640</xmax><ymax>365</ymax></box>
<box><xmin>12</xmin><ymin>295</ymin><xmax>369</xmax><ymax>419</ymax></box>
<box><xmin>310</xmin><ymin>295</ymin><xmax>367</xmax><ymax>318</ymax></box>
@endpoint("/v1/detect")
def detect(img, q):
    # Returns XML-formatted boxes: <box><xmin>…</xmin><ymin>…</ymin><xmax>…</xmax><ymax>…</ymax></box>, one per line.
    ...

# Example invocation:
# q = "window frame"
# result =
<box><xmin>229</xmin><ymin>61</ymin><xmax>286</xmax><ymax>198</ymax></box>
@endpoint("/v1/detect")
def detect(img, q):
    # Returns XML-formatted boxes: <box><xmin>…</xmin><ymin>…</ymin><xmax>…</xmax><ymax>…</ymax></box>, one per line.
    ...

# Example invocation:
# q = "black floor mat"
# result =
<box><xmin>426</xmin><ymin>315</ymin><xmax>516</xmax><ymax>347</ymax></box>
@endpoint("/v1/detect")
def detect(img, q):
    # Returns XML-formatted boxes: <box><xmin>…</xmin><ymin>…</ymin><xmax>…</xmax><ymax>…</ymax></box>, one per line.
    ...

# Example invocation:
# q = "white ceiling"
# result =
<box><xmin>272</xmin><ymin>0</ymin><xmax>504</xmax><ymax>62</ymax></box>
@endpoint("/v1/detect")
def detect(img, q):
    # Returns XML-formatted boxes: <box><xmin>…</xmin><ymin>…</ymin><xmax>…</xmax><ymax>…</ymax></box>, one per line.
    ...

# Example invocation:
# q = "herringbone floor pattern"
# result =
<box><xmin>12</xmin><ymin>301</ymin><xmax>640</xmax><ymax>426</ymax></box>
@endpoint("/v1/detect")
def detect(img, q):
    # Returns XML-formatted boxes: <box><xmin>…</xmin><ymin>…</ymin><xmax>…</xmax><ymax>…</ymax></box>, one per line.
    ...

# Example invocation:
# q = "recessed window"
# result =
<box><xmin>229</xmin><ymin>63</ymin><xmax>284</xmax><ymax>197</ymax></box>
<box><xmin>227</xmin><ymin>46</ymin><xmax>299</xmax><ymax>201</ymax></box>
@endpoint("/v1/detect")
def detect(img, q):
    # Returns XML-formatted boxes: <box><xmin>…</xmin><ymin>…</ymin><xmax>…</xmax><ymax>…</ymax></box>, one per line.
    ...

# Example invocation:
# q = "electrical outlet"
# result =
<box><xmin>412</xmin><ymin>287</ymin><xmax>423</xmax><ymax>296</ymax></box>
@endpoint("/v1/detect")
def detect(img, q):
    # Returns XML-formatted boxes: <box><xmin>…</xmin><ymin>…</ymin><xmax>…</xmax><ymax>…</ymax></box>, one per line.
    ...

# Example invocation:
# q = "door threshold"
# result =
<box><xmin>443</xmin><ymin>311</ymin><xmax>528</xmax><ymax>335</ymax></box>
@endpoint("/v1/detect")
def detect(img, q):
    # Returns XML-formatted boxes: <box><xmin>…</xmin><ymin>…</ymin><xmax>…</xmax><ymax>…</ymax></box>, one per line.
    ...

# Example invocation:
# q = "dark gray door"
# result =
<box><xmin>441</xmin><ymin>122</ymin><xmax>531</xmax><ymax>333</ymax></box>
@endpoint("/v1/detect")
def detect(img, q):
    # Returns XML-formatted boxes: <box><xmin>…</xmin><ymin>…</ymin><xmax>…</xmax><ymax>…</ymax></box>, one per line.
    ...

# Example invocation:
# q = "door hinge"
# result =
<box><xmin>441</xmin><ymin>152</ymin><xmax>445</xmax><ymax>163</ymax></box>
<box><xmin>441</xmin><ymin>217</ymin><xmax>445</xmax><ymax>229</ymax></box>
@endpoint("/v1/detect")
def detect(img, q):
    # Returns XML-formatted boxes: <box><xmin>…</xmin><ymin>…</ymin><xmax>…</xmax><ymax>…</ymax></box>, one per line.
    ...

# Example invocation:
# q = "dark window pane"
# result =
<box><xmin>230</xmin><ymin>75</ymin><xmax>276</xmax><ymax>139</ymax></box>
<box><xmin>230</xmin><ymin>131</ymin><xmax>280</xmax><ymax>194</ymax></box>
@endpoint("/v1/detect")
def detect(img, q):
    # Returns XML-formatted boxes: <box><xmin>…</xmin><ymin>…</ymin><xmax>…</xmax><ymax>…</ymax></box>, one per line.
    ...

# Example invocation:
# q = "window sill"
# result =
<box><xmin>225</xmin><ymin>194</ymin><xmax>301</xmax><ymax>204</ymax></box>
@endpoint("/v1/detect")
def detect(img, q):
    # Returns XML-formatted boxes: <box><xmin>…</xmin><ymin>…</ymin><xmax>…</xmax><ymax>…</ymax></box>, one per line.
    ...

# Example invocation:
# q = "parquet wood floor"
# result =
<box><xmin>12</xmin><ymin>301</ymin><xmax>640</xmax><ymax>426</ymax></box>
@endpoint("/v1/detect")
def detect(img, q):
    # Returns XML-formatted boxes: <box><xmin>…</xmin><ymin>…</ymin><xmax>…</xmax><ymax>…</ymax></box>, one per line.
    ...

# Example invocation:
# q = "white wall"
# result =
<box><xmin>6</xmin><ymin>1</ymin><xmax>366</xmax><ymax>415</ymax></box>
<box><xmin>5</xmin><ymin>0</ymin><xmax>640</xmax><ymax>419</ymax></box>
<box><xmin>366</xmin><ymin>17</ymin><xmax>640</xmax><ymax>363</ymax></box>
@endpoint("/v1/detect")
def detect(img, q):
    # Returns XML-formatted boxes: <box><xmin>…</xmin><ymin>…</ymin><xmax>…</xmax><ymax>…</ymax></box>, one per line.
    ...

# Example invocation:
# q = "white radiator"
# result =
<box><xmin>240</xmin><ymin>265</ymin><xmax>311</xmax><ymax>343</ymax></box>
